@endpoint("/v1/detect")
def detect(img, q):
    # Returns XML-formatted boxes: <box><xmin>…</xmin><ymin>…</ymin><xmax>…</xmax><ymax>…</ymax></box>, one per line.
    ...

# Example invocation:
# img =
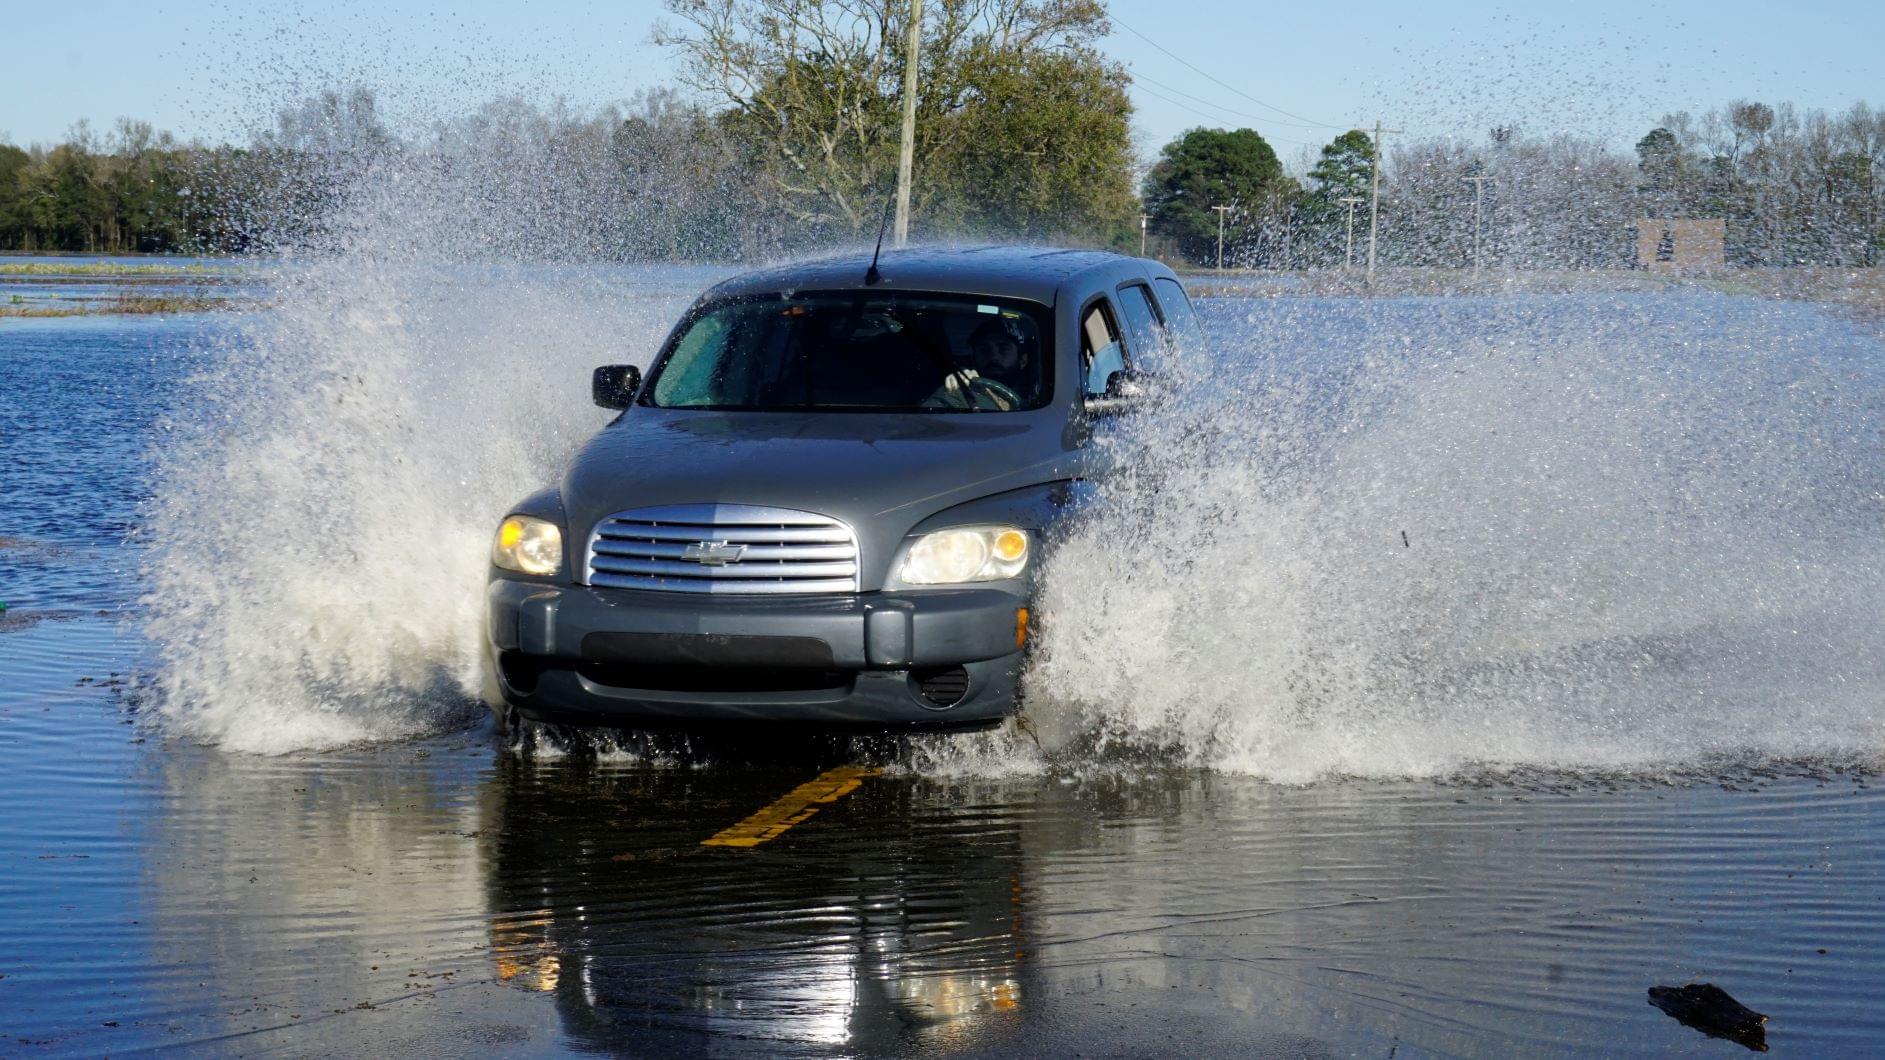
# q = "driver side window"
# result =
<box><xmin>1080</xmin><ymin>300</ymin><xmax>1126</xmax><ymax>399</ymax></box>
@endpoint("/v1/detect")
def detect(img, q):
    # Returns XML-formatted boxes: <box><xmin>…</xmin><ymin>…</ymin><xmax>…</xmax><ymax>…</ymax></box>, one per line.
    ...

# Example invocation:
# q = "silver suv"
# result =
<box><xmin>483</xmin><ymin>245</ymin><xmax>1206</xmax><ymax>730</ymax></box>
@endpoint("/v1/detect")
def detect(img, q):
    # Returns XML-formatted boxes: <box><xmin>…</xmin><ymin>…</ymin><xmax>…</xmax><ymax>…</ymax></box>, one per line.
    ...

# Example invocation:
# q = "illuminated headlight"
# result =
<box><xmin>898</xmin><ymin>526</ymin><xmax>1030</xmax><ymax>585</ymax></box>
<box><xmin>492</xmin><ymin>515</ymin><xmax>563</xmax><ymax>575</ymax></box>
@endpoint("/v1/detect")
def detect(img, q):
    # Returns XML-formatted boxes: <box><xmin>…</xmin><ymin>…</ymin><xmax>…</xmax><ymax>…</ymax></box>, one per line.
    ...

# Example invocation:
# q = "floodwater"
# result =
<box><xmin>4</xmin><ymin>283</ymin><xmax>1885</xmax><ymax>1056</ymax></box>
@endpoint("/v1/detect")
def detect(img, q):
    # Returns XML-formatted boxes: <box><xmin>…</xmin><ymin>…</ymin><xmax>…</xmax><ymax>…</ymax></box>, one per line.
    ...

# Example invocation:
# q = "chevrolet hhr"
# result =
<box><xmin>483</xmin><ymin>245</ymin><xmax>1207</xmax><ymax>730</ymax></box>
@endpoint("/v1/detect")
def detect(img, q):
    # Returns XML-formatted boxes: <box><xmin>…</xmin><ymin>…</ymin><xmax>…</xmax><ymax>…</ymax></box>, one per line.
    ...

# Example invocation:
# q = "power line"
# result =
<box><xmin>1130</xmin><ymin>70</ymin><xmax>1341</xmax><ymax>132</ymax></box>
<box><xmin>1130</xmin><ymin>81</ymin><xmax>1323</xmax><ymax>149</ymax></box>
<box><xmin>1110</xmin><ymin>15</ymin><xmax>1348</xmax><ymax>131</ymax></box>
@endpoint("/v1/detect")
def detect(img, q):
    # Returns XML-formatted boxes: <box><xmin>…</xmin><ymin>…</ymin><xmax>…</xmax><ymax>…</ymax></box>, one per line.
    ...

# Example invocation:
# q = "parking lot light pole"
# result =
<box><xmin>1339</xmin><ymin>196</ymin><xmax>1363</xmax><ymax>269</ymax></box>
<box><xmin>1463</xmin><ymin>174</ymin><xmax>1492</xmax><ymax>278</ymax></box>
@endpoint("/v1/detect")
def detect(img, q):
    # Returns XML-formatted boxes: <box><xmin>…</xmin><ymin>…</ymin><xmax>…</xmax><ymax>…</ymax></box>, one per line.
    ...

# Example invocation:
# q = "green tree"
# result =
<box><xmin>919</xmin><ymin>43</ymin><xmax>1135</xmax><ymax>243</ymax></box>
<box><xmin>0</xmin><ymin>144</ymin><xmax>30</xmax><ymax>247</ymax></box>
<box><xmin>40</xmin><ymin>143</ymin><xmax>111</xmax><ymax>250</ymax></box>
<box><xmin>1634</xmin><ymin>126</ymin><xmax>1691</xmax><ymax>221</ymax></box>
<box><xmin>1142</xmin><ymin>127</ymin><xmax>1286</xmax><ymax>265</ymax></box>
<box><xmin>656</xmin><ymin>0</ymin><xmax>1132</xmax><ymax>245</ymax></box>
<box><xmin>1308</xmin><ymin>129</ymin><xmax>1374</xmax><ymax>201</ymax></box>
<box><xmin>1293</xmin><ymin>128</ymin><xmax>1374</xmax><ymax>266</ymax></box>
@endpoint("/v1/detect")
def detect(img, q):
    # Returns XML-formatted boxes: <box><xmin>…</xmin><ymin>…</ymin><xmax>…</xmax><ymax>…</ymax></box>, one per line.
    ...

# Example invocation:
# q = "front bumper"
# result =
<box><xmin>484</xmin><ymin>578</ymin><xmax>1028</xmax><ymax>728</ymax></box>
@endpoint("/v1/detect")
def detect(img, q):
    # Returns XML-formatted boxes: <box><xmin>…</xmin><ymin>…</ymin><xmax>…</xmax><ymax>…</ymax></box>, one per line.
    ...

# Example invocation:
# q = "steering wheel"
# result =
<box><xmin>966</xmin><ymin>376</ymin><xmax>1023</xmax><ymax>411</ymax></box>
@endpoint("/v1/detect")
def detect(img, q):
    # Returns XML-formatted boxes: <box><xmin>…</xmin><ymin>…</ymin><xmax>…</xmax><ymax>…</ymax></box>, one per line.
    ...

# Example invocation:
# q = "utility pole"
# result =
<box><xmin>1463</xmin><ymin>174</ymin><xmax>1492</xmax><ymax>278</ymax></box>
<box><xmin>1366</xmin><ymin>120</ymin><xmax>1400</xmax><ymax>284</ymax></box>
<box><xmin>892</xmin><ymin>0</ymin><xmax>923</xmax><ymax>247</ymax></box>
<box><xmin>1338</xmin><ymin>195</ymin><xmax>1363</xmax><ymax>269</ymax></box>
<box><xmin>1140</xmin><ymin>212</ymin><xmax>1148</xmax><ymax>256</ymax></box>
<box><xmin>1212</xmin><ymin>205</ymin><xmax>1232</xmax><ymax>270</ymax></box>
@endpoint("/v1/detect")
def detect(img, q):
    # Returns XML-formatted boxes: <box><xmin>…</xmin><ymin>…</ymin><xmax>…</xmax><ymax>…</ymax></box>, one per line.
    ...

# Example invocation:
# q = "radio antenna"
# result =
<box><xmin>864</xmin><ymin>194</ymin><xmax>893</xmax><ymax>285</ymax></box>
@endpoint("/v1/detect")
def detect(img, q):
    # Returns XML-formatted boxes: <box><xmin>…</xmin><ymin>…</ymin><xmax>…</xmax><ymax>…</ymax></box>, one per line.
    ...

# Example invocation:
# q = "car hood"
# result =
<box><xmin>560</xmin><ymin>407</ymin><xmax>1081</xmax><ymax>588</ymax></box>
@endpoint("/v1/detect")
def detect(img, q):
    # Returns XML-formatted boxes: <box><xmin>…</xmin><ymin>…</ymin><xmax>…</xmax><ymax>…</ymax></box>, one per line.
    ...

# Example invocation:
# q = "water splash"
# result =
<box><xmin>1022</xmin><ymin>294</ymin><xmax>1885</xmax><ymax>780</ymax></box>
<box><xmin>142</xmin><ymin>147</ymin><xmax>714</xmax><ymax>752</ymax></box>
<box><xmin>141</xmin><ymin>97</ymin><xmax>1885</xmax><ymax>770</ymax></box>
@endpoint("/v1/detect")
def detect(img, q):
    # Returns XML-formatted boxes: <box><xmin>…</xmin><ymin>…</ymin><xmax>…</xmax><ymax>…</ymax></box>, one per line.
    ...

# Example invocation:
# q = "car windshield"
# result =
<box><xmin>644</xmin><ymin>291</ymin><xmax>1052</xmax><ymax>412</ymax></box>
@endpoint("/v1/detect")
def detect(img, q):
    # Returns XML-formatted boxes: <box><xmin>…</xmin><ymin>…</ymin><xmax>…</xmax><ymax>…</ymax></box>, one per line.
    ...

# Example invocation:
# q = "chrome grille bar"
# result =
<box><xmin>584</xmin><ymin>503</ymin><xmax>861</xmax><ymax>595</ymax></box>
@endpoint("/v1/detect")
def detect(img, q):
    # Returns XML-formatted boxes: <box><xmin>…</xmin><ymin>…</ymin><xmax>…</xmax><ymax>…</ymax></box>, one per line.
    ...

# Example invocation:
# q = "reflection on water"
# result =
<box><xmin>477</xmin><ymin>752</ymin><xmax>1029</xmax><ymax>1054</ymax></box>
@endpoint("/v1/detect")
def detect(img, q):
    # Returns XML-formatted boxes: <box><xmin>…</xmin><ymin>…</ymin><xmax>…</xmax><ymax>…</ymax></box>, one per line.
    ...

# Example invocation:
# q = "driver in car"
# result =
<box><xmin>929</xmin><ymin>318</ymin><xmax>1033</xmax><ymax>411</ymax></box>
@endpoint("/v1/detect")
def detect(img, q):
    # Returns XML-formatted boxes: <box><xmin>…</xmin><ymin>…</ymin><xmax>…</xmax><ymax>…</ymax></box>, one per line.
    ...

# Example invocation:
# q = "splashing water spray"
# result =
<box><xmin>142</xmin><ymin>23</ymin><xmax>1885</xmax><ymax>776</ymax></box>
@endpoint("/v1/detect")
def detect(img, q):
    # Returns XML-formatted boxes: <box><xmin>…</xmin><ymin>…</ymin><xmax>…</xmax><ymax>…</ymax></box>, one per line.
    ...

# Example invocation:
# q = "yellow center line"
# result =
<box><xmin>700</xmin><ymin>765</ymin><xmax>882</xmax><ymax>848</ymax></box>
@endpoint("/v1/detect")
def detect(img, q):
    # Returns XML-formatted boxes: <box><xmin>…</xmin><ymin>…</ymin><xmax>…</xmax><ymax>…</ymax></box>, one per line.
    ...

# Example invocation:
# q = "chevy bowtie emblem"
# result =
<box><xmin>682</xmin><ymin>540</ymin><xmax>748</xmax><ymax>566</ymax></box>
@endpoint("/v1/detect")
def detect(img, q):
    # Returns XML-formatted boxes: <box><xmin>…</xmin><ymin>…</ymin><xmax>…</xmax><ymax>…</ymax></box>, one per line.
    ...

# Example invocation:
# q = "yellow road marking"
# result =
<box><xmin>700</xmin><ymin>765</ymin><xmax>882</xmax><ymax>848</ymax></box>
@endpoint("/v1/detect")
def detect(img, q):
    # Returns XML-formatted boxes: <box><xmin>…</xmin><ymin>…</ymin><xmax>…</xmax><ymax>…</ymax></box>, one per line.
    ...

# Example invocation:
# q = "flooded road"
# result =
<box><xmin>4</xmin><ymin>289</ymin><xmax>1885</xmax><ymax>1054</ymax></box>
<box><xmin>5</xmin><ymin>642</ymin><xmax>1882</xmax><ymax>1056</ymax></box>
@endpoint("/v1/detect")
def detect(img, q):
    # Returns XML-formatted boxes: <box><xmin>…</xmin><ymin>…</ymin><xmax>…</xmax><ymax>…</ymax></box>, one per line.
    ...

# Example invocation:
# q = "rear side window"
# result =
<box><xmin>1079</xmin><ymin>300</ymin><xmax>1126</xmax><ymax>398</ymax></box>
<box><xmin>1116</xmin><ymin>284</ymin><xmax>1169</xmax><ymax>373</ymax></box>
<box><xmin>1153</xmin><ymin>277</ymin><xmax>1208</xmax><ymax>355</ymax></box>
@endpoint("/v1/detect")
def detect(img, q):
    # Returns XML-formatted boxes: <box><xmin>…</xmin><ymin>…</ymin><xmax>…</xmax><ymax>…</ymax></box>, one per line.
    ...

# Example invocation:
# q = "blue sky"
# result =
<box><xmin>3</xmin><ymin>0</ymin><xmax>1879</xmax><ymax>165</ymax></box>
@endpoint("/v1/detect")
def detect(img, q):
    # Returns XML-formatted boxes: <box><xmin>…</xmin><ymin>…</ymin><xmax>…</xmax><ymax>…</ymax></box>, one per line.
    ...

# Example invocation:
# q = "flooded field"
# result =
<box><xmin>4</xmin><ymin>281</ymin><xmax>1885</xmax><ymax>1055</ymax></box>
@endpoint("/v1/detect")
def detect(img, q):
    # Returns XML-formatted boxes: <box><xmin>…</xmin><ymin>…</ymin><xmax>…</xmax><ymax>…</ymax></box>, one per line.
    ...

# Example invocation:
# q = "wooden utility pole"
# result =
<box><xmin>1366</xmin><ymin>120</ymin><xmax>1400</xmax><ymax>284</ymax></box>
<box><xmin>1212</xmin><ymin>205</ymin><xmax>1232</xmax><ymax>270</ymax></box>
<box><xmin>893</xmin><ymin>0</ymin><xmax>923</xmax><ymax>247</ymax></box>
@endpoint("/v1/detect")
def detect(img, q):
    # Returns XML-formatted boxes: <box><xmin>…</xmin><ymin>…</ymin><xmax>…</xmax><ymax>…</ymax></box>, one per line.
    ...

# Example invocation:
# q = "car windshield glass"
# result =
<box><xmin>645</xmin><ymin>291</ymin><xmax>1052</xmax><ymax>412</ymax></box>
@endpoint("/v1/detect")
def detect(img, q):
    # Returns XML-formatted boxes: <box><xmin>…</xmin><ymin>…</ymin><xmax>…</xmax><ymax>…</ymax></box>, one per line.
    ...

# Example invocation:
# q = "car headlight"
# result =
<box><xmin>898</xmin><ymin>526</ymin><xmax>1030</xmax><ymax>584</ymax></box>
<box><xmin>492</xmin><ymin>515</ymin><xmax>563</xmax><ymax>575</ymax></box>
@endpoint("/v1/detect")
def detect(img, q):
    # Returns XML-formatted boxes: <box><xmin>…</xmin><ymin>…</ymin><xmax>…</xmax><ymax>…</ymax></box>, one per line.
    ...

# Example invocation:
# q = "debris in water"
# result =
<box><xmin>1648</xmin><ymin>983</ymin><xmax>1768</xmax><ymax>1051</ymax></box>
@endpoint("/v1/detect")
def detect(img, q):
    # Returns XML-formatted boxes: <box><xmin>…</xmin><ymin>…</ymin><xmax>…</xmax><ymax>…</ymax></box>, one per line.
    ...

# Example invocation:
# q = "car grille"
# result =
<box><xmin>585</xmin><ymin>503</ymin><xmax>860</xmax><ymax>595</ymax></box>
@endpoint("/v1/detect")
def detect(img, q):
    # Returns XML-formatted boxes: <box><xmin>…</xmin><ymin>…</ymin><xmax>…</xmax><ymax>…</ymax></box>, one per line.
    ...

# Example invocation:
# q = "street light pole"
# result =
<box><xmin>1212</xmin><ymin>205</ymin><xmax>1232</xmax><ymax>271</ymax></box>
<box><xmin>1463</xmin><ymin>174</ymin><xmax>1492</xmax><ymax>278</ymax></box>
<box><xmin>1338</xmin><ymin>195</ymin><xmax>1363</xmax><ymax>269</ymax></box>
<box><xmin>892</xmin><ymin>0</ymin><xmax>923</xmax><ymax>247</ymax></box>
<box><xmin>1140</xmin><ymin>212</ymin><xmax>1148</xmax><ymax>256</ymax></box>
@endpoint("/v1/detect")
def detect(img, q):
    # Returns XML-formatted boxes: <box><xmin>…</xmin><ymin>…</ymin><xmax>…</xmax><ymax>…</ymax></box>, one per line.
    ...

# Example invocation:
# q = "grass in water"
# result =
<box><xmin>0</xmin><ymin>294</ymin><xmax>235</xmax><ymax>317</ymax></box>
<box><xmin>0</xmin><ymin>261</ymin><xmax>237</xmax><ymax>277</ymax></box>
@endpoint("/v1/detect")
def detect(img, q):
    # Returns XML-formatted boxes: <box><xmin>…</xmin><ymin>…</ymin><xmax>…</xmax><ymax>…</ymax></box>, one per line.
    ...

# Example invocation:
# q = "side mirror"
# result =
<box><xmin>1085</xmin><ymin>370</ymin><xmax>1147</xmax><ymax>417</ymax></box>
<box><xmin>592</xmin><ymin>364</ymin><xmax>642</xmax><ymax>410</ymax></box>
<box><xmin>1104</xmin><ymin>369</ymin><xmax>1147</xmax><ymax>400</ymax></box>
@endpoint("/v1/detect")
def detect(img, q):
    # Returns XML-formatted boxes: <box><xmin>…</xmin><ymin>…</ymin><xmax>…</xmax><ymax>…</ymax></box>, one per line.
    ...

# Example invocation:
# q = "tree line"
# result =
<box><xmin>0</xmin><ymin>0</ymin><xmax>1136</xmax><ymax>259</ymax></box>
<box><xmin>0</xmin><ymin>0</ymin><xmax>1878</xmax><ymax>269</ymax></box>
<box><xmin>1148</xmin><ymin>100</ymin><xmax>1885</xmax><ymax>269</ymax></box>
<box><xmin>0</xmin><ymin>120</ymin><xmax>239</xmax><ymax>254</ymax></box>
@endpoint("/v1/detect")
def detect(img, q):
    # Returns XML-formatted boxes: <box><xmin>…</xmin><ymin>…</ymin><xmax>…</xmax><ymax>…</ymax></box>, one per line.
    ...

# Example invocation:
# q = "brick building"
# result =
<box><xmin>1634</xmin><ymin>218</ymin><xmax>1726</xmax><ymax>271</ymax></box>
